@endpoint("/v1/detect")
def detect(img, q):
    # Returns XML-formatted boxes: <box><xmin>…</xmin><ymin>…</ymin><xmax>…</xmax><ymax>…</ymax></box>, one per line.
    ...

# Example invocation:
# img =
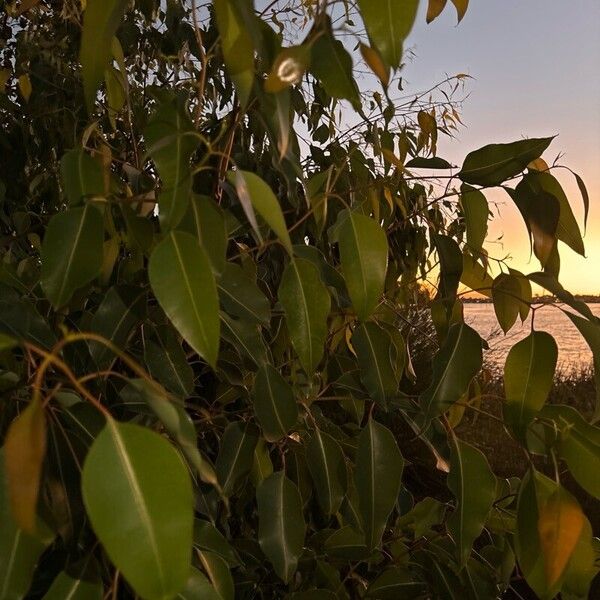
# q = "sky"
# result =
<box><xmin>401</xmin><ymin>0</ymin><xmax>600</xmax><ymax>294</ymax></box>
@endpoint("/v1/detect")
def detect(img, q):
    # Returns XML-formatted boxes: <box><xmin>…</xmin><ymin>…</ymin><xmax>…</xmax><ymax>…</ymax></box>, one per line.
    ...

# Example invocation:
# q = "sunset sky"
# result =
<box><xmin>403</xmin><ymin>0</ymin><xmax>600</xmax><ymax>294</ymax></box>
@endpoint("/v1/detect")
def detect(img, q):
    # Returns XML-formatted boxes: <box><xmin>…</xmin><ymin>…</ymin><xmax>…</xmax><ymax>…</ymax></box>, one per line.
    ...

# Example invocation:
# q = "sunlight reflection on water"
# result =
<box><xmin>464</xmin><ymin>303</ymin><xmax>600</xmax><ymax>369</ymax></box>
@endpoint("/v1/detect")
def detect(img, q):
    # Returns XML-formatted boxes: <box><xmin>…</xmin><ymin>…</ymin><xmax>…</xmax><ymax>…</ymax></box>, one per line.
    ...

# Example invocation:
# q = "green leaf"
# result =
<box><xmin>433</xmin><ymin>234</ymin><xmax>463</xmax><ymax>308</ymax></box>
<box><xmin>143</xmin><ymin>326</ymin><xmax>195</xmax><ymax>397</ymax></box>
<box><xmin>503</xmin><ymin>331</ymin><xmax>557</xmax><ymax>440</ymax></box>
<box><xmin>3</xmin><ymin>398</ymin><xmax>46</xmax><ymax>534</ymax></box>
<box><xmin>144</xmin><ymin>98</ymin><xmax>198</xmax><ymax>230</ymax></box>
<box><xmin>306</xmin><ymin>428</ymin><xmax>347</xmax><ymax>515</ymax></box>
<box><xmin>213</xmin><ymin>0</ymin><xmax>255</xmax><ymax>107</ymax></box>
<box><xmin>197</xmin><ymin>550</ymin><xmax>235</xmax><ymax>600</ymax></box>
<box><xmin>215</xmin><ymin>421</ymin><xmax>259</xmax><ymax>496</ymax></box>
<box><xmin>460</xmin><ymin>253</ymin><xmax>493</xmax><ymax>297</ymax></box>
<box><xmin>405</xmin><ymin>156</ymin><xmax>453</xmax><ymax>169</ymax></box>
<box><xmin>177</xmin><ymin>569</ymin><xmax>222</xmax><ymax>600</ymax></box>
<box><xmin>338</xmin><ymin>211</ymin><xmax>388</xmax><ymax>321</ymax></box>
<box><xmin>218</xmin><ymin>263</ymin><xmax>271</xmax><ymax>326</ymax></box>
<box><xmin>310</xmin><ymin>26</ymin><xmax>360</xmax><ymax>108</ymax></box>
<box><xmin>564</xmin><ymin>312</ymin><xmax>600</xmax><ymax>421</ymax></box>
<box><xmin>257</xmin><ymin>471</ymin><xmax>305</xmax><ymax>583</ymax></box>
<box><xmin>89</xmin><ymin>286</ymin><xmax>144</xmax><ymax>370</ymax></box>
<box><xmin>354</xmin><ymin>419</ymin><xmax>404</xmax><ymax>549</ymax></box>
<box><xmin>221</xmin><ymin>313</ymin><xmax>270</xmax><ymax>368</ymax></box>
<box><xmin>357</xmin><ymin>0</ymin><xmax>419</xmax><ymax>69</ymax></box>
<box><xmin>82</xmin><ymin>420</ymin><xmax>193</xmax><ymax>600</ymax></box>
<box><xmin>366</xmin><ymin>567</ymin><xmax>427</xmax><ymax>598</ymax></box>
<box><xmin>228</xmin><ymin>170</ymin><xmax>292</xmax><ymax>255</ymax></box>
<box><xmin>43</xmin><ymin>571</ymin><xmax>103</xmax><ymax>600</ymax></box>
<box><xmin>80</xmin><ymin>0</ymin><xmax>128</xmax><ymax>111</ymax></box>
<box><xmin>491</xmin><ymin>273</ymin><xmax>523</xmax><ymax>333</ymax></box>
<box><xmin>458</xmin><ymin>137</ymin><xmax>554</xmax><ymax>186</ymax></box>
<box><xmin>447</xmin><ymin>438</ymin><xmax>496</xmax><ymax>567</ymax></box>
<box><xmin>0</xmin><ymin>449</ymin><xmax>54</xmax><ymax>600</ymax></box>
<box><xmin>121</xmin><ymin>380</ymin><xmax>218</xmax><ymax>486</ymax></box>
<box><xmin>420</xmin><ymin>323</ymin><xmax>482</xmax><ymax>421</ymax></box>
<box><xmin>573</xmin><ymin>172</ymin><xmax>590</xmax><ymax>232</ymax></box>
<box><xmin>41</xmin><ymin>204</ymin><xmax>104</xmax><ymax>308</ymax></box>
<box><xmin>279</xmin><ymin>258</ymin><xmax>331</xmax><ymax>374</ymax></box>
<box><xmin>149</xmin><ymin>231</ymin><xmax>220</xmax><ymax>368</ymax></box>
<box><xmin>324</xmin><ymin>526</ymin><xmax>370</xmax><ymax>560</ymax></box>
<box><xmin>253</xmin><ymin>364</ymin><xmax>298</xmax><ymax>442</ymax></box>
<box><xmin>180</xmin><ymin>195</ymin><xmax>227</xmax><ymax>274</ymax></box>
<box><xmin>540</xmin><ymin>405</ymin><xmax>600</xmax><ymax>498</ymax></box>
<box><xmin>352</xmin><ymin>322</ymin><xmax>399</xmax><ymax>409</ymax></box>
<box><xmin>518</xmin><ymin>171</ymin><xmax>584</xmax><ymax>256</ymax></box>
<box><xmin>60</xmin><ymin>148</ymin><xmax>106</xmax><ymax>206</ymax></box>
<box><xmin>194</xmin><ymin>519</ymin><xmax>239</xmax><ymax>567</ymax></box>
<box><xmin>460</xmin><ymin>184</ymin><xmax>488</xmax><ymax>253</ymax></box>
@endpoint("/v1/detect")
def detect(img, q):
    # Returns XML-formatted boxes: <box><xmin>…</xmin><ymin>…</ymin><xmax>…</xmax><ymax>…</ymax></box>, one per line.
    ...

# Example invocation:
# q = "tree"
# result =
<box><xmin>0</xmin><ymin>1</ymin><xmax>598</xmax><ymax>598</ymax></box>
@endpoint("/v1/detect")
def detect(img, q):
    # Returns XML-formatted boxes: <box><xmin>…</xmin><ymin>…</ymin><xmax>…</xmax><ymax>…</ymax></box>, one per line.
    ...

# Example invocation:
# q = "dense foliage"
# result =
<box><xmin>1</xmin><ymin>1</ymin><xmax>599</xmax><ymax>598</ymax></box>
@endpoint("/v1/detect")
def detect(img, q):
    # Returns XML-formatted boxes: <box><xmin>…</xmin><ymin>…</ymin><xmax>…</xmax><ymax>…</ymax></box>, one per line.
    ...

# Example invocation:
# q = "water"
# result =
<box><xmin>464</xmin><ymin>303</ymin><xmax>600</xmax><ymax>370</ymax></box>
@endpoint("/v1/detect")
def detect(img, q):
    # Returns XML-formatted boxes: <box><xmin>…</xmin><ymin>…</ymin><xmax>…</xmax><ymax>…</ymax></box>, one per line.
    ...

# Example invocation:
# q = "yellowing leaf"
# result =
<box><xmin>426</xmin><ymin>0</ymin><xmax>447</xmax><ymax>24</ymax></box>
<box><xmin>450</xmin><ymin>0</ymin><xmax>469</xmax><ymax>23</ymax></box>
<box><xmin>18</xmin><ymin>74</ymin><xmax>32</xmax><ymax>101</ymax></box>
<box><xmin>359</xmin><ymin>43</ymin><xmax>389</xmax><ymax>87</ymax></box>
<box><xmin>3</xmin><ymin>398</ymin><xmax>46</xmax><ymax>533</ymax></box>
<box><xmin>528</xmin><ymin>157</ymin><xmax>549</xmax><ymax>171</ymax></box>
<box><xmin>538</xmin><ymin>489</ymin><xmax>585</xmax><ymax>588</ymax></box>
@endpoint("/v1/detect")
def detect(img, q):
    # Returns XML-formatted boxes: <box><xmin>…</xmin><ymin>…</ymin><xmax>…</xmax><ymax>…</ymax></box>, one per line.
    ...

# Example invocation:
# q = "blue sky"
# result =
<box><xmin>403</xmin><ymin>0</ymin><xmax>600</xmax><ymax>293</ymax></box>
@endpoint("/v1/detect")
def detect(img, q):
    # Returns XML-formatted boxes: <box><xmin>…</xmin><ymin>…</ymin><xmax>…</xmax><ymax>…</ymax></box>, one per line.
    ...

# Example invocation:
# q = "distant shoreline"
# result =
<box><xmin>463</xmin><ymin>297</ymin><xmax>600</xmax><ymax>304</ymax></box>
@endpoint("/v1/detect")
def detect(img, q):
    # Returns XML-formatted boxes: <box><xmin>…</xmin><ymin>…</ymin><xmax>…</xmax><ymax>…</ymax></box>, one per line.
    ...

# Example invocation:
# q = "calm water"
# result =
<box><xmin>464</xmin><ymin>303</ymin><xmax>600</xmax><ymax>369</ymax></box>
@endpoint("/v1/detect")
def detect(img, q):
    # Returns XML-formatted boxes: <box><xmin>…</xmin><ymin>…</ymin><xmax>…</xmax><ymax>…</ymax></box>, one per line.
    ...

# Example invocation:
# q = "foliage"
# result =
<box><xmin>0</xmin><ymin>0</ymin><xmax>599</xmax><ymax>598</ymax></box>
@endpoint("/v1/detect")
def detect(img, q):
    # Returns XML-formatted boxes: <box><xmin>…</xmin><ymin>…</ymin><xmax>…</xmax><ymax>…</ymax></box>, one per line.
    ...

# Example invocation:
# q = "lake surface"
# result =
<box><xmin>464</xmin><ymin>303</ymin><xmax>600</xmax><ymax>370</ymax></box>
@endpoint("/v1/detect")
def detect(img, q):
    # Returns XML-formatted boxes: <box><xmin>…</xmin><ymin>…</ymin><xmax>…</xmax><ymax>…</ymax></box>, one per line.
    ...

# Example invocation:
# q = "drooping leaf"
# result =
<box><xmin>257</xmin><ymin>472</ymin><xmax>305</xmax><ymax>583</ymax></box>
<box><xmin>43</xmin><ymin>571</ymin><xmax>103</xmax><ymax>600</ymax></box>
<box><xmin>253</xmin><ymin>364</ymin><xmax>298</xmax><ymax>442</ymax></box>
<box><xmin>180</xmin><ymin>195</ymin><xmax>228</xmax><ymax>274</ymax></box>
<box><xmin>450</xmin><ymin>0</ymin><xmax>469</xmax><ymax>23</ymax></box>
<box><xmin>447</xmin><ymin>438</ymin><xmax>496</xmax><ymax>567</ymax></box>
<box><xmin>81</xmin><ymin>419</ymin><xmax>194</xmax><ymax>600</ymax></box>
<box><xmin>218</xmin><ymin>263</ymin><xmax>271</xmax><ymax>326</ymax></box>
<box><xmin>537</xmin><ymin>487</ymin><xmax>585</xmax><ymax>589</ymax></box>
<box><xmin>144</xmin><ymin>98</ymin><xmax>197</xmax><ymax>230</ymax></box>
<box><xmin>41</xmin><ymin>204</ymin><xmax>104</xmax><ymax>308</ymax></box>
<box><xmin>0</xmin><ymin>448</ymin><xmax>54</xmax><ymax>600</ymax></box>
<box><xmin>143</xmin><ymin>326</ymin><xmax>195</xmax><ymax>397</ymax></box>
<box><xmin>509</xmin><ymin>268</ymin><xmax>533</xmax><ymax>321</ymax></box>
<box><xmin>352</xmin><ymin>322</ymin><xmax>399</xmax><ymax>409</ymax></box>
<box><xmin>60</xmin><ymin>148</ymin><xmax>106</xmax><ymax>206</ymax></box>
<box><xmin>458</xmin><ymin>137</ymin><xmax>554</xmax><ymax>186</ymax></box>
<box><xmin>197</xmin><ymin>550</ymin><xmax>235</xmax><ymax>600</ymax></box>
<box><xmin>433</xmin><ymin>234</ymin><xmax>463</xmax><ymax>309</ymax></box>
<box><xmin>221</xmin><ymin>313</ymin><xmax>270</xmax><ymax>367</ymax></box>
<box><xmin>213</xmin><ymin>0</ymin><xmax>255</xmax><ymax>106</ymax></box>
<box><xmin>564</xmin><ymin>311</ymin><xmax>600</xmax><ymax>421</ymax></box>
<box><xmin>354</xmin><ymin>419</ymin><xmax>404</xmax><ymax>549</ymax></box>
<box><xmin>149</xmin><ymin>231</ymin><xmax>220</xmax><ymax>368</ymax></box>
<box><xmin>491</xmin><ymin>273</ymin><xmax>523</xmax><ymax>333</ymax></box>
<box><xmin>573</xmin><ymin>171</ymin><xmax>589</xmax><ymax>232</ymax></box>
<box><xmin>279</xmin><ymin>258</ymin><xmax>331</xmax><ymax>374</ymax></box>
<box><xmin>338</xmin><ymin>211</ymin><xmax>388</xmax><ymax>321</ymax></box>
<box><xmin>426</xmin><ymin>0</ymin><xmax>447</xmax><ymax>24</ymax></box>
<box><xmin>228</xmin><ymin>170</ymin><xmax>292</xmax><ymax>254</ymax></box>
<box><xmin>460</xmin><ymin>184</ymin><xmax>488</xmax><ymax>253</ymax></box>
<box><xmin>215</xmin><ymin>421</ymin><xmax>259</xmax><ymax>496</ymax></box>
<box><xmin>518</xmin><ymin>171</ymin><xmax>584</xmax><ymax>256</ymax></box>
<box><xmin>3</xmin><ymin>398</ymin><xmax>46</xmax><ymax>534</ymax></box>
<box><xmin>89</xmin><ymin>286</ymin><xmax>144</xmax><ymax>370</ymax></box>
<box><xmin>460</xmin><ymin>253</ymin><xmax>493</xmax><ymax>297</ymax></box>
<box><xmin>540</xmin><ymin>404</ymin><xmax>600</xmax><ymax>498</ymax></box>
<box><xmin>310</xmin><ymin>26</ymin><xmax>360</xmax><ymax>108</ymax></box>
<box><xmin>356</xmin><ymin>0</ymin><xmax>419</xmax><ymax>69</ymax></box>
<box><xmin>80</xmin><ymin>0</ymin><xmax>128</xmax><ymax>110</ymax></box>
<box><xmin>359</xmin><ymin>43</ymin><xmax>389</xmax><ymax>87</ymax></box>
<box><xmin>503</xmin><ymin>331</ymin><xmax>557</xmax><ymax>440</ymax></box>
<box><xmin>121</xmin><ymin>380</ymin><xmax>218</xmax><ymax>486</ymax></box>
<box><xmin>306</xmin><ymin>428</ymin><xmax>347</xmax><ymax>515</ymax></box>
<box><xmin>420</xmin><ymin>323</ymin><xmax>482</xmax><ymax>421</ymax></box>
